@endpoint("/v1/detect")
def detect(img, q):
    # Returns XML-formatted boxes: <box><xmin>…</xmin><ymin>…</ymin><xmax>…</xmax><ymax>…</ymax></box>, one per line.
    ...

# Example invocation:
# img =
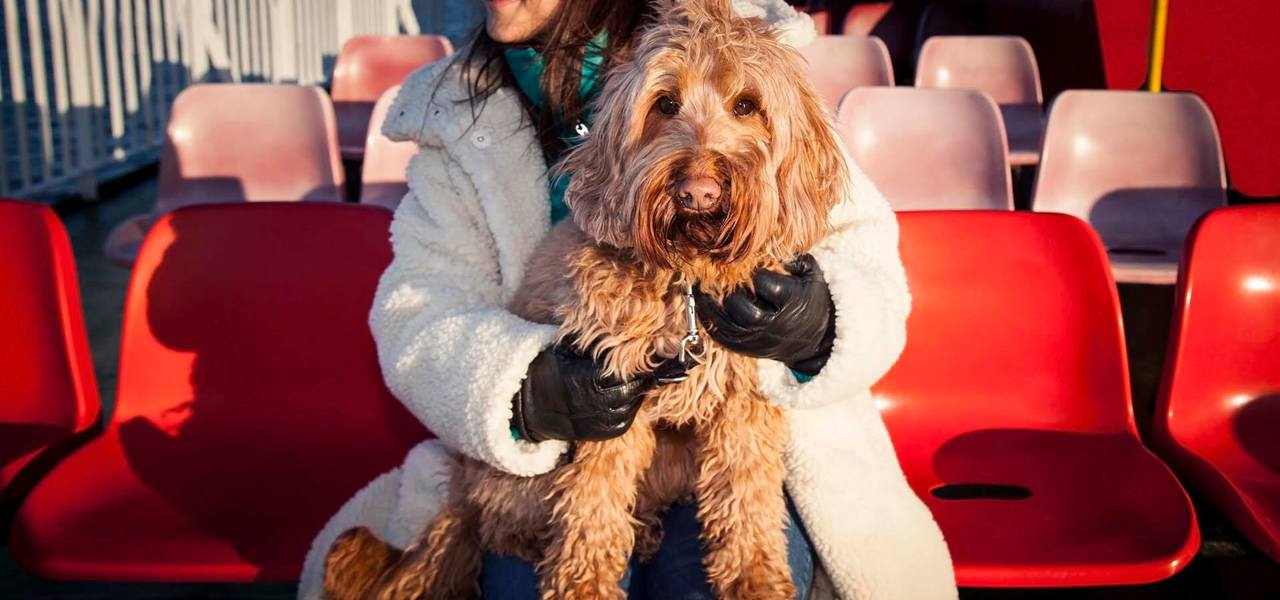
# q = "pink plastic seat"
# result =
<box><xmin>332</xmin><ymin>35</ymin><xmax>452</xmax><ymax>160</ymax></box>
<box><xmin>1155</xmin><ymin>204</ymin><xmax>1280</xmax><ymax>564</ymax></box>
<box><xmin>104</xmin><ymin>84</ymin><xmax>345</xmax><ymax>266</ymax></box>
<box><xmin>916</xmin><ymin>36</ymin><xmax>1044</xmax><ymax>166</ymax></box>
<box><xmin>1032</xmin><ymin>91</ymin><xmax>1226</xmax><ymax>285</ymax></box>
<box><xmin>360</xmin><ymin>85</ymin><xmax>418</xmax><ymax>210</ymax></box>
<box><xmin>877</xmin><ymin>211</ymin><xmax>1199</xmax><ymax>586</ymax></box>
<box><xmin>843</xmin><ymin>2</ymin><xmax>892</xmax><ymax>35</ymax></box>
<box><xmin>12</xmin><ymin>204</ymin><xmax>430</xmax><ymax>581</ymax></box>
<box><xmin>836</xmin><ymin>87</ymin><xmax>1012</xmax><ymax>210</ymax></box>
<box><xmin>0</xmin><ymin>199</ymin><xmax>99</xmax><ymax>497</ymax></box>
<box><xmin>798</xmin><ymin>35</ymin><xmax>894</xmax><ymax>111</ymax></box>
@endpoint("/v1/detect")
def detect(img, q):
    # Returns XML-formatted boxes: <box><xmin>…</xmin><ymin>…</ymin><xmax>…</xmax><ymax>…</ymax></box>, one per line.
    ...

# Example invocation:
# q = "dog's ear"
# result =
<box><xmin>772</xmin><ymin>75</ymin><xmax>848</xmax><ymax>253</ymax></box>
<box><xmin>560</xmin><ymin>53</ymin><xmax>655</xmax><ymax>249</ymax></box>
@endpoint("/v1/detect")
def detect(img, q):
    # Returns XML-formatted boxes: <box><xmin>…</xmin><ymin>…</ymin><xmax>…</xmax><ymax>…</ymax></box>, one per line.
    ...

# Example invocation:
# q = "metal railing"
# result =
<box><xmin>1</xmin><ymin>0</ymin><xmax>480</xmax><ymax>200</ymax></box>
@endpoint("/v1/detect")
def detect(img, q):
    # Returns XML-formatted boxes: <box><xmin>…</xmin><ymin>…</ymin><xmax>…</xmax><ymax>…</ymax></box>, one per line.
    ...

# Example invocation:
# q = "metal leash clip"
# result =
<box><xmin>655</xmin><ymin>282</ymin><xmax>703</xmax><ymax>385</ymax></box>
<box><xmin>678</xmin><ymin>281</ymin><xmax>702</xmax><ymax>365</ymax></box>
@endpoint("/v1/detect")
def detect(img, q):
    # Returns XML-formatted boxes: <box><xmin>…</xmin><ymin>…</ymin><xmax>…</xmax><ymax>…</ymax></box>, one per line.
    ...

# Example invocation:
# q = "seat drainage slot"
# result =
<box><xmin>930</xmin><ymin>483</ymin><xmax>1032</xmax><ymax>500</ymax></box>
<box><xmin>1108</xmin><ymin>247</ymin><xmax>1166</xmax><ymax>256</ymax></box>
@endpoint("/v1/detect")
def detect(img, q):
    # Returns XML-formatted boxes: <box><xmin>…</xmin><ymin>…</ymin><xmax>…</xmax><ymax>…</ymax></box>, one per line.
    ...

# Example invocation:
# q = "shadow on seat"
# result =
<box><xmin>13</xmin><ymin>203</ymin><xmax>430</xmax><ymax>581</ymax></box>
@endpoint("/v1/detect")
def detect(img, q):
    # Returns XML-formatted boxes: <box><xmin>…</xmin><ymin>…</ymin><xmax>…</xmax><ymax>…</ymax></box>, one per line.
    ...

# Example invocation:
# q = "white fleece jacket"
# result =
<box><xmin>299</xmin><ymin>2</ymin><xmax>955</xmax><ymax>598</ymax></box>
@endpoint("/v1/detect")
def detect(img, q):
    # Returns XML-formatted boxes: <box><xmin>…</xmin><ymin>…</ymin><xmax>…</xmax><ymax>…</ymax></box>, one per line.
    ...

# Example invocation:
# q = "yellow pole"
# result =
<box><xmin>1147</xmin><ymin>0</ymin><xmax>1170</xmax><ymax>92</ymax></box>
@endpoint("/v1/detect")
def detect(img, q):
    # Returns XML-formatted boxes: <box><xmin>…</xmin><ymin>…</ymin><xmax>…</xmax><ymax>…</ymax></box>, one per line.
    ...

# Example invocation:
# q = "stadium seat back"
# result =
<box><xmin>332</xmin><ymin>35</ymin><xmax>452</xmax><ymax>159</ymax></box>
<box><xmin>1160</xmin><ymin>204</ymin><xmax>1280</xmax><ymax>460</ymax></box>
<box><xmin>877</xmin><ymin>212</ymin><xmax>1133</xmax><ymax>441</ymax></box>
<box><xmin>1156</xmin><ymin>204</ymin><xmax>1280</xmax><ymax>562</ymax></box>
<box><xmin>0</xmin><ymin>199</ymin><xmax>98</xmax><ymax>491</ymax></box>
<box><xmin>330</xmin><ymin>35</ymin><xmax>452</xmax><ymax>104</ymax></box>
<box><xmin>836</xmin><ymin>87</ymin><xmax>1012</xmax><ymax>210</ymax></box>
<box><xmin>916</xmin><ymin>35</ymin><xmax>1044</xmax><ymax>166</ymax></box>
<box><xmin>158</xmin><ymin>84</ymin><xmax>345</xmax><ymax>207</ymax></box>
<box><xmin>12</xmin><ymin>204</ymin><xmax>429</xmax><ymax>580</ymax></box>
<box><xmin>798</xmin><ymin>35</ymin><xmax>894</xmax><ymax>111</ymax></box>
<box><xmin>106</xmin><ymin>84</ymin><xmax>346</xmax><ymax>266</ymax></box>
<box><xmin>917</xmin><ymin>36</ymin><xmax>1041</xmax><ymax>106</ymax></box>
<box><xmin>360</xmin><ymin>85</ymin><xmax>417</xmax><ymax>209</ymax></box>
<box><xmin>843</xmin><ymin>1</ymin><xmax>892</xmax><ymax>35</ymax></box>
<box><xmin>1033</xmin><ymin>91</ymin><xmax>1225</xmax><ymax>282</ymax></box>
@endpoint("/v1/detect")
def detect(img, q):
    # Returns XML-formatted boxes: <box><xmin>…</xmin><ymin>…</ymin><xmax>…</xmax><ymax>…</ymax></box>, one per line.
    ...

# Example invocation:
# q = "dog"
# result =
<box><xmin>323</xmin><ymin>0</ymin><xmax>846</xmax><ymax>597</ymax></box>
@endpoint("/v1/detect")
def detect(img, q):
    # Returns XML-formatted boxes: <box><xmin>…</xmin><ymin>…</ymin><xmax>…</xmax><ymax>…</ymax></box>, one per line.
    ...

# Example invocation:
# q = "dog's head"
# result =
<box><xmin>562</xmin><ymin>0</ymin><xmax>846</xmax><ymax>284</ymax></box>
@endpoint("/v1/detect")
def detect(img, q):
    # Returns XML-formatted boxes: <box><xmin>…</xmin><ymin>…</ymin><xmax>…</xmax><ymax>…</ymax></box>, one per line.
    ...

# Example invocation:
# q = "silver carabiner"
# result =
<box><xmin>678</xmin><ymin>282</ymin><xmax>701</xmax><ymax>364</ymax></box>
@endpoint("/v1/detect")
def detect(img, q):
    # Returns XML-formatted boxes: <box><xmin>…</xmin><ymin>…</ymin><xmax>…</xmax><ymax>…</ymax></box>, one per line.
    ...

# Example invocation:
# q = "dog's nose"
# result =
<box><xmin>677</xmin><ymin>176</ymin><xmax>722</xmax><ymax>212</ymax></box>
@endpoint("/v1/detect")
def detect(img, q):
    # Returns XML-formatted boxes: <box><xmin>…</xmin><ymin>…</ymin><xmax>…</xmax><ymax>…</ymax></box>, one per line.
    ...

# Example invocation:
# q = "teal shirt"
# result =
<box><xmin>503</xmin><ymin>33</ymin><xmax>607</xmax><ymax>225</ymax></box>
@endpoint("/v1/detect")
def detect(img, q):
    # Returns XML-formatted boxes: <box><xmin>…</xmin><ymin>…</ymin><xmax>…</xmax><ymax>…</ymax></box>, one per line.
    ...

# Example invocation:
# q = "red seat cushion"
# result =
<box><xmin>916</xmin><ymin>430</ymin><xmax>1196</xmax><ymax>586</ymax></box>
<box><xmin>11</xmin><ymin>203</ymin><xmax>429</xmax><ymax>581</ymax></box>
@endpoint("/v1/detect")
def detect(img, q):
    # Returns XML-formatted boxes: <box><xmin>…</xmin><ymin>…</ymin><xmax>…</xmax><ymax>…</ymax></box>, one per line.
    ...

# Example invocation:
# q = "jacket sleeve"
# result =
<box><xmin>757</xmin><ymin>157</ymin><xmax>911</xmax><ymax>410</ymax></box>
<box><xmin>369</xmin><ymin>146</ymin><xmax>568</xmax><ymax>477</ymax></box>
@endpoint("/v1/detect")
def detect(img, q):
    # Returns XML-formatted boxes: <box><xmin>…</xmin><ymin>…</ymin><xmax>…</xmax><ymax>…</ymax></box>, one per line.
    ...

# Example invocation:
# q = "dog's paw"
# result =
<box><xmin>716</xmin><ymin>563</ymin><xmax>796</xmax><ymax>600</ymax></box>
<box><xmin>633</xmin><ymin>521</ymin><xmax>665</xmax><ymax>562</ymax></box>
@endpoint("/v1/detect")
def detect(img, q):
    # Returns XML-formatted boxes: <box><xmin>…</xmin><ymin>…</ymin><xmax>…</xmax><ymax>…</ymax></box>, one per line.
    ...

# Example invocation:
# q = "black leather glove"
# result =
<box><xmin>511</xmin><ymin>342</ymin><xmax>689</xmax><ymax>442</ymax></box>
<box><xmin>694</xmin><ymin>254</ymin><xmax>836</xmax><ymax>376</ymax></box>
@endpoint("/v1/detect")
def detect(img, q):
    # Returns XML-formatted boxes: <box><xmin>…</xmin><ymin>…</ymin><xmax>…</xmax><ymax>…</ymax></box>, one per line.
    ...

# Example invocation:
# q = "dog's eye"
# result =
<box><xmin>732</xmin><ymin>98</ymin><xmax>758</xmax><ymax>117</ymax></box>
<box><xmin>656</xmin><ymin>95</ymin><xmax>681</xmax><ymax>116</ymax></box>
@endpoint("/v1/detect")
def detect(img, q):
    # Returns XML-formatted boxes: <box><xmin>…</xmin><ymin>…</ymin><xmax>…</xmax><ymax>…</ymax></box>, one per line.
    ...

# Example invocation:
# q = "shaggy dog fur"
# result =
<box><xmin>323</xmin><ymin>0</ymin><xmax>846</xmax><ymax>597</ymax></box>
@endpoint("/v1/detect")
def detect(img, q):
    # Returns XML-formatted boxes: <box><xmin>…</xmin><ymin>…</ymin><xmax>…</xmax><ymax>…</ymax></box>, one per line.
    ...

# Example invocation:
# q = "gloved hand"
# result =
<box><xmin>694</xmin><ymin>254</ymin><xmax>836</xmax><ymax>376</ymax></box>
<box><xmin>511</xmin><ymin>342</ymin><xmax>689</xmax><ymax>442</ymax></box>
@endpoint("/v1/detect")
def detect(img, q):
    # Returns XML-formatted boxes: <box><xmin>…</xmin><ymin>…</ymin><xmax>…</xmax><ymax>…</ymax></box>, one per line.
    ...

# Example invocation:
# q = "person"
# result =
<box><xmin>299</xmin><ymin>1</ymin><xmax>956</xmax><ymax>598</ymax></box>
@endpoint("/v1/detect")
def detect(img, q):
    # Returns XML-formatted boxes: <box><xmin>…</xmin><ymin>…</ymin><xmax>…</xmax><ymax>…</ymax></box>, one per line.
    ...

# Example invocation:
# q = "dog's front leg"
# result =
<box><xmin>539</xmin><ymin>411</ymin><xmax>656</xmax><ymax>600</ymax></box>
<box><xmin>696</xmin><ymin>387</ymin><xmax>795</xmax><ymax>600</ymax></box>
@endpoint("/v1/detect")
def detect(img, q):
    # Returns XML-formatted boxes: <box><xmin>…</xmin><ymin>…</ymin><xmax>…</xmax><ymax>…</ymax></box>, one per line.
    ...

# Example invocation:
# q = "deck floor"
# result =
<box><xmin>3</xmin><ymin>177</ymin><xmax>1278</xmax><ymax>598</ymax></box>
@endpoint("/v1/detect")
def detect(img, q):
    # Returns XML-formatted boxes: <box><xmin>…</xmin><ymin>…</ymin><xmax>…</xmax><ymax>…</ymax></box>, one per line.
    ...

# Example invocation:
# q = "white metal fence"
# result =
<box><xmin>0</xmin><ymin>0</ymin><xmax>482</xmax><ymax>200</ymax></box>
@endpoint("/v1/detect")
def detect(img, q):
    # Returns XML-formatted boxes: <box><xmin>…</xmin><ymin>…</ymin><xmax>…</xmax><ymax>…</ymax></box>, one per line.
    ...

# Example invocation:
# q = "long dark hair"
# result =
<box><xmin>452</xmin><ymin>1</ymin><xmax>657</xmax><ymax>160</ymax></box>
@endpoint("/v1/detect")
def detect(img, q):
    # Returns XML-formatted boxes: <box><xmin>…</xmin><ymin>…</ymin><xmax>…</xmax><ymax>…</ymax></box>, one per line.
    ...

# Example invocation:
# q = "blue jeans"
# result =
<box><xmin>481</xmin><ymin>499</ymin><xmax>814</xmax><ymax>599</ymax></box>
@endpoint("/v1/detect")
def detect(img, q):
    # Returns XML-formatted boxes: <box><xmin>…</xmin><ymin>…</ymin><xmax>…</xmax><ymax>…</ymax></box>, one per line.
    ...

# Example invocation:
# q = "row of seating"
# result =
<box><xmin>811</xmin><ymin>1</ymin><xmax>1280</xmax><ymax>199</ymax></box>
<box><xmin>838</xmin><ymin>86</ymin><xmax>1226</xmax><ymax>285</ymax></box>
<box><xmin>106</xmin><ymin>32</ymin><xmax>1225</xmax><ymax>288</ymax></box>
<box><xmin>3</xmin><ymin>198</ymin><xmax>1277</xmax><ymax>584</ymax></box>
<box><xmin>800</xmin><ymin>34</ymin><xmax>1043</xmax><ymax>165</ymax></box>
<box><xmin>102</xmin><ymin>81</ymin><xmax>417</xmax><ymax>266</ymax></box>
<box><xmin>103</xmin><ymin>34</ymin><xmax>453</xmax><ymax>266</ymax></box>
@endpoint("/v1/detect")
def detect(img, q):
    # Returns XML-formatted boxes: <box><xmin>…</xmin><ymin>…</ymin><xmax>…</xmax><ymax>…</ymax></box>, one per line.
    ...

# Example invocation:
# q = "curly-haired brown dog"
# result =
<box><xmin>323</xmin><ymin>0</ymin><xmax>846</xmax><ymax>598</ymax></box>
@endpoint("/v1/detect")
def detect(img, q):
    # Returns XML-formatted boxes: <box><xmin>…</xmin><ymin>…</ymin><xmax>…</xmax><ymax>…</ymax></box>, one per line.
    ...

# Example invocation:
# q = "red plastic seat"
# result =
<box><xmin>104</xmin><ymin>84</ymin><xmax>345</xmax><ymax>266</ymax></box>
<box><xmin>1163</xmin><ymin>1</ymin><xmax>1280</xmax><ymax>198</ymax></box>
<box><xmin>1032</xmin><ymin>90</ymin><xmax>1226</xmax><ymax>285</ymax></box>
<box><xmin>12</xmin><ymin>204</ymin><xmax>429</xmax><ymax>581</ymax></box>
<box><xmin>836</xmin><ymin>87</ymin><xmax>1012</xmax><ymax>210</ymax></box>
<box><xmin>798</xmin><ymin>35</ymin><xmax>893</xmax><ymax>111</ymax></box>
<box><xmin>1155</xmin><ymin>204</ymin><xmax>1280</xmax><ymax>563</ymax></box>
<box><xmin>0</xmin><ymin>199</ymin><xmax>99</xmax><ymax>496</ymax></box>
<box><xmin>877</xmin><ymin>211</ymin><xmax>1199</xmax><ymax>586</ymax></box>
<box><xmin>843</xmin><ymin>1</ymin><xmax>892</xmax><ymax>35</ymax></box>
<box><xmin>916</xmin><ymin>36</ymin><xmax>1044</xmax><ymax>166</ymax></box>
<box><xmin>359</xmin><ymin>85</ymin><xmax>417</xmax><ymax>210</ymax></box>
<box><xmin>332</xmin><ymin>35</ymin><xmax>452</xmax><ymax>160</ymax></box>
